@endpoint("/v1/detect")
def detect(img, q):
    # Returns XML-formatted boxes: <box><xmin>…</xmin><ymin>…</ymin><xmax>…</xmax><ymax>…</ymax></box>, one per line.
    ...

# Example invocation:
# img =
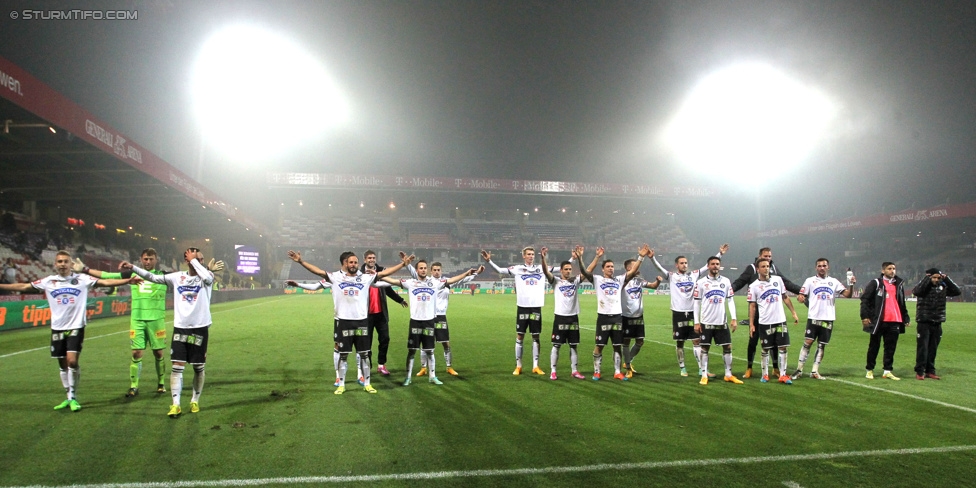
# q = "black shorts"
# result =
<box><xmin>758</xmin><ymin>322</ymin><xmax>790</xmax><ymax>349</ymax></box>
<box><xmin>551</xmin><ymin>314</ymin><xmax>581</xmax><ymax>345</ymax></box>
<box><xmin>50</xmin><ymin>328</ymin><xmax>85</xmax><ymax>358</ymax></box>
<box><xmin>335</xmin><ymin>319</ymin><xmax>370</xmax><ymax>354</ymax></box>
<box><xmin>672</xmin><ymin>310</ymin><xmax>696</xmax><ymax>341</ymax></box>
<box><xmin>434</xmin><ymin>315</ymin><xmax>450</xmax><ymax>342</ymax></box>
<box><xmin>171</xmin><ymin>327</ymin><xmax>209</xmax><ymax>364</ymax></box>
<box><xmin>595</xmin><ymin>314</ymin><xmax>623</xmax><ymax>346</ymax></box>
<box><xmin>407</xmin><ymin>319</ymin><xmax>436</xmax><ymax>350</ymax></box>
<box><xmin>623</xmin><ymin>315</ymin><xmax>645</xmax><ymax>339</ymax></box>
<box><xmin>516</xmin><ymin>306</ymin><xmax>542</xmax><ymax>335</ymax></box>
<box><xmin>804</xmin><ymin>319</ymin><xmax>833</xmax><ymax>344</ymax></box>
<box><xmin>699</xmin><ymin>324</ymin><xmax>732</xmax><ymax>346</ymax></box>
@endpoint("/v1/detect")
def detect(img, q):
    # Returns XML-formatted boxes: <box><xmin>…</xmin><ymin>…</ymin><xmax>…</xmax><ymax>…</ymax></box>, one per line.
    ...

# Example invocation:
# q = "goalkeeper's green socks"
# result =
<box><xmin>130</xmin><ymin>358</ymin><xmax>143</xmax><ymax>389</ymax></box>
<box><xmin>155</xmin><ymin>356</ymin><xmax>166</xmax><ymax>387</ymax></box>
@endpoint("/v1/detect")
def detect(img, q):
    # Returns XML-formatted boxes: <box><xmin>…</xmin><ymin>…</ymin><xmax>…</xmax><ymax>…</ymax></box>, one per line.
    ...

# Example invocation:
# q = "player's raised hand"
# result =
<box><xmin>720</xmin><ymin>243</ymin><xmax>730</xmax><ymax>254</ymax></box>
<box><xmin>287</xmin><ymin>250</ymin><xmax>302</xmax><ymax>263</ymax></box>
<box><xmin>480</xmin><ymin>250</ymin><xmax>491</xmax><ymax>261</ymax></box>
<box><xmin>475</xmin><ymin>265</ymin><xmax>485</xmax><ymax>274</ymax></box>
<box><xmin>540</xmin><ymin>247</ymin><xmax>548</xmax><ymax>258</ymax></box>
<box><xmin>210</xmin><ymin>259</ymin><xmax>226</xmax><ymax>273</ymax></box>
<box><xmin>285</xmin><ymin>280</ymin><xmax>299</xmax><ymax>287</ymax></box>
<box><xmin>638</xmin><ymin>244</ymin><xmax>651</xmax><ymax>257</ymax></box>
<box><xmin>398</xmin><ymin>251</ymin><xmax>408</xmax><ymax>261</ymax></box>
<box><xmin>72</xmin><ymin>258</ymin><xmax>87</xmax><ymax>273</ymax></box>
<box><xmin>119</xmin><ymin>260</ymin><xmax>133</xmax><ymax>270</ymax></box>
<box><xmin>595</xmin><ymin>247</ymin><xmax>605</xmax><ymax>257</ymax></box>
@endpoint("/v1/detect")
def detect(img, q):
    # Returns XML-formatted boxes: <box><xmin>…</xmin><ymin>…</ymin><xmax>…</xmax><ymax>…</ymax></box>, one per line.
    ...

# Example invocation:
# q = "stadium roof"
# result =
<box><xmin>0</xmin><ymin>55</ymin><xmax>266</xmax><ymax>242</ymax></box>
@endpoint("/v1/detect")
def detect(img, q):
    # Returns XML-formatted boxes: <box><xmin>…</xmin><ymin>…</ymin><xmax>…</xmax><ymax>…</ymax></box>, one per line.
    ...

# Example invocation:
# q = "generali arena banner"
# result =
<box><xmin>0</xmin><ymin>296</ymin><xmax>131</xmax><ymax>332</ymax></box>
<box><xmin>750</xmin><ymin>201</ymin><xmax>976</xmax><ymax>239</ymax></box>
<box><xmin>0</xmin><ymin>55</ymin><xmax>261</xmax><ymax>232</ymax></box>
<box><xmin>268</xmin><ymin>172</ymin><xmax>718</xmax><ymax>198</ymax></box>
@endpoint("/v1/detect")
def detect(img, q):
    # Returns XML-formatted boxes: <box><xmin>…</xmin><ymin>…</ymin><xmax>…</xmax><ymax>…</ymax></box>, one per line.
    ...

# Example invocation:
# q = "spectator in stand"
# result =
<box><xmin>913</xmin><ymin>268</ymin><xmax>961</xmax><ymax>380</ymax></box>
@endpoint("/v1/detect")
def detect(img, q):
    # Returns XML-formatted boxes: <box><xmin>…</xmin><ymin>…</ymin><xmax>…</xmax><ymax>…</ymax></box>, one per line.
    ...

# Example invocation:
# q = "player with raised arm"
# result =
<box><xmin>747</xmin><ymin>258</ymin><xmax>799</xmax><ymax>384</ymax></box>
<box><xmin>652</xmin><ymin>244</ymin><xmax>728</xmax><ymax>377</ymax></box>
<box><xmin>408</xmin><ymin>258</ymin><xmax>484</xmax><ymax>377</ymax></box>
<box><xmin>578</xmin><ymin>244</ymin><xmax>651</xmax><ymax>381</ymax></box>
<box><xmin>693</xmin><ymin>255</ymin><xmax>743</xmax><ymax>385</ymax></box>
<box><xmin>287</xmin><ymin>249</ymin><xmax>408</xmax><ymax>394</ymax></box>
<box><xmin>791</xmin><ymin>258</ymin><xmax>854</xmax><ymax>380</ymax></box>
<box><xmin>482</xmin><ymin>247</ymin><xmax>549</xmax><ymax>375</ymax></box>
<box><xmin>377</xmin><ymin>259</ymin><xmax>477</xmax><ymax>385</ymax></box>
<box><xmin>620</xmin><ymin>252</ymin><xmax>662</xmax><ymax>378</ymax></box>
<box><xmin>540</xmin><ymin>246</ymin><xmax>586</xmax><ymax>380</ymax></box>
<box><xmin>123</xmin><ymin>248</ymin><xmax>215</xmax><ymax>417</ymax></box>
<box><xmin>0</xmin><ymin>251</ymin><xmax>139</xmax><ymax>412</ymax></box>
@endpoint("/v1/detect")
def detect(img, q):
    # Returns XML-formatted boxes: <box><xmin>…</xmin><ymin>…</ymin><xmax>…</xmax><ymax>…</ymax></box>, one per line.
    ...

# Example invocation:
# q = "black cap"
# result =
<box><xmin>925</xmin><ymin>268</ymin><xmax>941</xmax><ymax>275</ymax></box>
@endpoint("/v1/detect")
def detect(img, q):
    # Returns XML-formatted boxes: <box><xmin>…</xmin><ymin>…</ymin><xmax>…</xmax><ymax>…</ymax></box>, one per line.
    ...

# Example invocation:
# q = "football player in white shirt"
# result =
<box><xmin>0</xmin><ymin>251</ymin><xmax>139</xmax><ymax>412</ymax></box>
<box><xmin>126</xmin><ymin>248</ymin><xmax>216</xmax><ymax>417</ymax></box>
<box><xmin>620</xmin><ymin>253</ymin><xmax>662</xmax><ymax>378</ymax></box>
<box><xmin>747</xmin><ymin>258</ymin><xmax>799</xmax><ymax>384</ymax></box>
<box><xmin>653</xmin><ymin>244</ymin><xmax>728</xmax><ymax>377</ymax></box>
<box><xmin>791</xmin><ymin>258</ymin><xmax>854</xmax><ymax>380</ymax></box>
<box><xmin>377</xmin><ymin>259</ymin><xmax>477</xmax><ymax>385</ymax></box>
<box><xmin>482</xmin><ymin>246</ymin><xmax>550</xmax><ymax>376</ymax></box>
<box><xmin>408</xmin><ymin>260</ymin><xmax>483</xmax><ymax>378</ymax></box>
<box><xmin>692</xmin><ymin>256</ymin><xmax>743</xmax><ymax>385</ymax></box>
<box><xmin>579</xmin><ymin>244</ymin><xmax>651</xmax><ymax>381</ymax></box>
<box><xmin>287</xmin><ymin>249</ymin><xmax>408</xmax><ymax>394</ymax></box>
<box><xmin>540</xmin><ymin>246</ymin><xmax>586</xmax><ymax>381</ymax></box>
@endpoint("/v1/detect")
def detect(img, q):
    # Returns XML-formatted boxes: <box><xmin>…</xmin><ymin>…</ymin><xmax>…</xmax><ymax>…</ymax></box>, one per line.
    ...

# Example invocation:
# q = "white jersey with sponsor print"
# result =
<box><xmin>325</xmin><ymin>271</ymin><xmax>377</xmax><ymax>320</ymax></box>
<box><xmin>621</xmin><ymin>276</ymin><xmax>650</xmax><ymax>318</ymax></box>
<box><xmin>550</xmin><ymin>275</ymin><xmax>582</xmax><ymax>316</ymax></box>
<box><xmin>799</xmin><ymin>275</ymin><xmax>848</xmax><ymax>321</ymax></box>
<box><xmin>747</xmin><ymin>276</ymin><xmax>787</xmax><ymax>324</ymax></box>
<box><xmin>400</xmin><ymin>277</ymin><xmax>446</xmax><ymax>321</ymax></box>
<box><xmin>693</xmin><ymin>274</ymin><xmax>735</xmax><ymax>325</ymax></box>
<box><xmin>135</xmin><ymin>259</ymin><xmax>214</xmax><ymax>329</ymax></box>
<box><xmin>593</xmin><ymin>274</ymin><xmax>626</xmax><ymax>315</ymax></box>
<box><xmin>407</xmin><ymin>265</ymin><xmax>476</xmax><ymax>316</ymax></box>
<box><xmin>32</xmin><ymin>273</ymin><xmax>98</xmax><ymax>331</ymax></box>
<box><xmin>653</xmin><ymin>256</ymin><xmax>708</xmax><ymax>312</ymax></box>
<box><xmin>492</xmin><ymin>262</ymin><xmax>547</xmax><ymax>308</ymax></box>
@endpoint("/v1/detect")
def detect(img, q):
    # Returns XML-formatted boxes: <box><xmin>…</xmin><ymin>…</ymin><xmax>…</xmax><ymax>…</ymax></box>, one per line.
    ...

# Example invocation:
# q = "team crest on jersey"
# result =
<box><xmin>70</xmin><ymin>278</ymin><xmax>79</xmax><ymax>285</ymax></box>
<box><xmin>720</xmin><ymin>283</ymin><xmax>725</xmax><ymax>288</ymax></box>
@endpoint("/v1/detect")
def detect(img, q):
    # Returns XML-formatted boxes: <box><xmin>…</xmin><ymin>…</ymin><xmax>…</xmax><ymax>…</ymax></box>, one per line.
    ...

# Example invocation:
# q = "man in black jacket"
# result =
<box><xmin>732</xmin><ymin>247</ymin><xmax>802</xmax><ymax>378</ymax></box>
<box><xmin>913</xmin><ymin>268</ymin><xmax>961</xmax><ymax>380</ymax></box>
<box><xmin>860</xmin><ymin>262</ymin><xmax>910</xmax><ymax>380</ymax></box>
<box><xmin>361</xmin><ymin>250</ymin><xmax>408</xmax><ymax>378</ymax></box>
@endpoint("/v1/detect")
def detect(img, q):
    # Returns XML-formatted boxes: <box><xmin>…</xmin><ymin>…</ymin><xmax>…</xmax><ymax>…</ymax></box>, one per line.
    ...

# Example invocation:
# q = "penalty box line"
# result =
<box><xmin>0</xmin><ymin>297</ymin><xmax>290</xmax><ymax>360</ymax></box>
<box><xmin>6</xmin><ymin>445</ymin><xmax>976</xmax><ymax>488</ymax></box>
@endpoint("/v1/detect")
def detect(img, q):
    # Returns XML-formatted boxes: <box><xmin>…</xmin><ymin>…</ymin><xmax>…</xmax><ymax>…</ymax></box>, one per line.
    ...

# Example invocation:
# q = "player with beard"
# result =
<box><xmin>693</xmin><ymin>256</ymin><xmax>743</xmax><ymax>385</ymax></box>
<box><xmin>619</xmin><ymin>254</ymin><xmax>662</xmax><ymax>378</ymax></box>
<box><xmin>540</xmin><ymin>246</ymin><xmax>587</xmax><ymax>380</ymax></box>
<box><xmin>790</xmin><ymin>258</ymin><xmax>854</xmax><ymax>380</ymax></box>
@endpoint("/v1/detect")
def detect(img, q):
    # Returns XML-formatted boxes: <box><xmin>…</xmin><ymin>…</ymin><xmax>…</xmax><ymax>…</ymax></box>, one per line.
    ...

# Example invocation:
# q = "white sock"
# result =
<box><xmin>676</xmin><ymin>347</ymin><xmax>686</xmax><ymax>369</ymax></box>
<box><xmin>797</xmin><ymin>344</ymin><xmax>811</xmax><ymax>372</ymax></box>
<box><xmin>67</xmin><ymin>367</ymin><xmax>79</xmax><ymax>400</ymax></box>
<box><xmin>813</xmin><ymin>344</ymin><xmax>826</xmax><ymax>373</ymax></box>
<box><xmin>613</xmin><ymin>349</ymin><xmax>622</xmax><ymax>374</ymax></box>
<box><xmin>444</xmin><ymin>346</ymin><xmax>452</xmax><ymax>368</ymax></box>
<box><xmin>550</xmin><ymin>345</ymin><xmax>560</xmax><ymax>373</ymax></box>
<box><xmin>333</xmin><ymin>348</ymin><xmax>339</xmax><ymax>371</ymax></box>
<box><xmin>337</xmin><ymin>355</ymin><xmax>348</xmax><ymax>387</ymax></box>
<box><xmin>515</xmin><ymin>340</ymin><xmax>524</xmax><ymax>368</ymax></box>
<box><xmin>359</xmin><ymin>353</ymin><xmax>371</xmax><ymax>386</ymax></box>
<box><xmin>761</xmin><ymin>351</ymin><xmax>770</xmax><ymax>377</ymax></box>
<box><xmin>779</xmin><ymin>350</ymin><xmax>789</xmax><ymax>377</ymax></box>
<box><xmin>570</xmin><ymin>346</ymin><xmax>579</xmax><ymax>373</ymax></box>
<box><xmin>406</xmin><ymin>350</ymin><xmax>416</xmax><ymax>379</ymax></box>
<box><xmin>191</xmin><ymin>364</ymin><xmax>205</xmax><ymax>403</ymax></box>
<box><xmin>532</xmin><ymin>339</ymin><xmax>540</xmax><ymax>369</ymax></box>
<box><xmin>426</xmin><ymin>350</ymin><xmax>436</xmax><ymax>379</ymax></box>
<box><xmin>723</xmin><ymin>352</ymin><xmax>733</xmax><ymax>377</ymax></box>
<box><xmin>593</xmin><ymin>353</ymin><xmax>602</xmax><ymax>375</ymax></box>
<box><xmin>171</xmin><ymin>364</ymin><xmax>184</xmax><ymax>405</ymax></box>
<box><xmin>693</xmin><ymin>344</ymin><xmax>703</xmax><ymax>373</ymax></box>
<box><xmin>700</xmin><ymin>349</ymin><xmax>709</xmax><ymax>375</ymax></box>
<box><xmin>59</xmin><ymin>368</ymin><xmax>69</xmax><ymax>397</ymax></box>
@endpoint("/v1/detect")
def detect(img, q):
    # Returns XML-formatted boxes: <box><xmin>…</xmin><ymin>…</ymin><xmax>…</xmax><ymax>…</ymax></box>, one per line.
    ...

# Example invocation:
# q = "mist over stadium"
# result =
<box><xmin>3</xmin><ymin>1</ymin><xmax>976</xmax><ymax>486</ymax></box>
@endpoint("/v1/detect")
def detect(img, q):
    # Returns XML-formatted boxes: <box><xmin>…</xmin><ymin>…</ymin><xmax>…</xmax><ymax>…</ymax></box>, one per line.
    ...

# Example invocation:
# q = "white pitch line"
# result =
<box><xmin>782</xmin><ymin>482</ymin><xmax>803</xmax><ymax>488</ymax></box>
<box><xmin>5</xmin><ymin>445</ymin><xmax>975</xmax><ymax>488</ymax></box>
<box><xmin>644</xmin><ymin>338</ymin><xmax>976</xmax><ymax>415</ymax></box>
<box><xmin>0</xmin><ymin>297</ymin><xmax>289</xmax><ymax>360</ymax></box>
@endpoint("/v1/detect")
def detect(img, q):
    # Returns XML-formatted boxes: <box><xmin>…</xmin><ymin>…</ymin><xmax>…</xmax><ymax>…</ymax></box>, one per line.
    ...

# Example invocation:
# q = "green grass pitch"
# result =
<box><xmin>2</xmin><ymin>293</ymin><xmax>976</xmax><ymax>487</ymax></box>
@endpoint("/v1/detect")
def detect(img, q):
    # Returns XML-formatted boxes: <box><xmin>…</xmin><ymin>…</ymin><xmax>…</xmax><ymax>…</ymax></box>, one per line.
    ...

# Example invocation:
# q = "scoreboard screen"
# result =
<box><xmin>235</xmin><ymin>245</ymin><xmax>261</xmax><ymax>274</ymax></box>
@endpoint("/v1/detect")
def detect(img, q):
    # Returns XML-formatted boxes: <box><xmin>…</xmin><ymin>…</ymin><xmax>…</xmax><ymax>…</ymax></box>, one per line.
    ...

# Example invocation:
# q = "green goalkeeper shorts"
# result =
<box><xmin>131</xmin><ymin>319</ymin><xmax>167</xmax><ymax>351</ymax></box>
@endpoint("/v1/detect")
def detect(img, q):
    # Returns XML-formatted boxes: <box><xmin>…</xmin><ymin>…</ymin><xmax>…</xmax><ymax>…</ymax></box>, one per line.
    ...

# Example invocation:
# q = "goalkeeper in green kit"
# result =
<box><xmin>75</xmin><ymin>248</ymin><xmax>224</xmax><ymax>397</ymax></box>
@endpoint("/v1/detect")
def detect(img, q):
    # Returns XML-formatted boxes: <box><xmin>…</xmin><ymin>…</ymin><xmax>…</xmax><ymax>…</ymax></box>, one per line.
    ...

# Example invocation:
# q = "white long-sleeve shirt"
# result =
<box><xmin>133</xmin><ymin>258</ymin><xmax>214</xmax><ymax>329</ymax></box>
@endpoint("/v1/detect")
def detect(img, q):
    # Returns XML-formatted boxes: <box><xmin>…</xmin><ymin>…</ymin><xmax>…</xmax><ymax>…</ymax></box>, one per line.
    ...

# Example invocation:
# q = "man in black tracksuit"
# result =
<box><xmin>731</xmin><ymin>247</ymin><xmax>801</xmax><ymax>378</ymax></box>
<box><xmin>913</xmin><ymin>268</ymin><xmax>961</xmax><ymax>380</ymax></box>
<box><xmin>362</xmin><ymin>250</ymin><xmax>407</xmax><ymax>377</ymax></box>
<box><xmin>860</xmin><ymin>262</ymin><xmax>910</xmax><ymax>380</ymax></box>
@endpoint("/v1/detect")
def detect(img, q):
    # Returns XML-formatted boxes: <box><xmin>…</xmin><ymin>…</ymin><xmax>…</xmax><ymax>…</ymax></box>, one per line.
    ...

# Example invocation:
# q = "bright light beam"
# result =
<box><xmin>662</xmin><ymin>63</ymin><xmax>837</xmax><ymax>184</ymax></box>
<box><xmin>191</xmin><ymin>25</ymin><xmax>349</xmax><ymax>162</ymax></box>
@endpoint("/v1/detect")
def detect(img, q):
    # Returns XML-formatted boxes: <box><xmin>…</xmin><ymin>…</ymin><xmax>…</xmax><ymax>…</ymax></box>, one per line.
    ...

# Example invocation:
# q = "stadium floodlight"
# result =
<box><xmin>191</xmin><ymin>24</ymin><xmax>349</xmax><ymax>162</ymax></box>
<box><xmin>661</xmin><ymin>62</ymin><xmax>837</xmax><ymax>184</ymax></box>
